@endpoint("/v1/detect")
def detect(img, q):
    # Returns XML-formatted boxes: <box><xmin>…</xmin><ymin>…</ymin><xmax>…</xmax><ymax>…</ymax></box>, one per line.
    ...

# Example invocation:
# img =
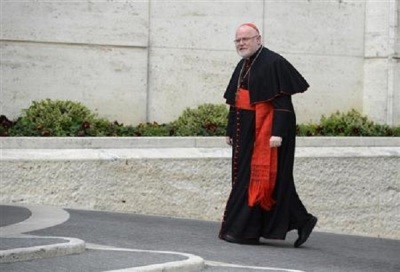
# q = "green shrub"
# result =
<box><xmin>0</xmin><ymin>115</ymin><xmax>14</xmax><ymax>136</ymax></box>
<box><xmin>3</xmin><ymin>100</ymin><xmax>399</xmax><ymax>137</ymax></box>
<box><xmin>6</xmin><ymin>99</ymin><xmax>134</xmax><ymax>137</ymax></box>
<box><xmin>8</xmin><ymin>99</ymin><xmax>101</xmax><ymax>136</ymax></box>
<box><xmin>4</xmin><ymin>99</ymin><xmax>177</xmax><ymax>137</ymax></box>
<box><xmin>84</xmin><ymin>119</ymin><xmax>137</xmax><ymax>137</ymax></box>
<box><xmin>297</xmin><ymin>109</ymin><xmax>400</xmax><ymax>136</ymax></box>
<box><xmin>172</xmin><ymin>103</ymin><xmax>228</xmax><ymax>136</ymax></box>
<box><xmin>133</xmin><ymin>122</ymin><xmax>175</xmax><ymax>136</ymax></box>
<box><xmin>296</xmin><ymin>123</ymin><xmax>322</xmax><ymax>137</ymax></box>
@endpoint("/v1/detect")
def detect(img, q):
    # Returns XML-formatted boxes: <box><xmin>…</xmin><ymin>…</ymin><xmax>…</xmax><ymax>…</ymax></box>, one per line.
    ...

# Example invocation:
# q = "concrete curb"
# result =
<box><xmin>0</xmin><ymin>235</ymin><xmax>86</xmax><ymax>263</ymax></box>
<box><xmin>0</xmin><ymin>205</ymin><xmax>205</xmax><ymax>271</ymax></box>
<box><xmin>0</xmin><ymin>236</ymin><xmax>205</xmax><ymax>272</ymax></box>
<box><xmin>87</xmin><ymin>243</ymin><xmax>205</xmax><ymax>272</ymax></box>
<box><xmin>2</xmin><ymin>136</ymin><xmax>400</xmax><ymax>149</ymax></box>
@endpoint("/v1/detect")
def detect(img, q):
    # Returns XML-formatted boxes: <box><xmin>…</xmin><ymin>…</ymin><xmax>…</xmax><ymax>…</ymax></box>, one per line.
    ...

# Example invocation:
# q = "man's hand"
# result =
<box><xmin>270</xmin><ymin>136</ymin><xmax>282</xmax><ymax>148</ymax></box>
<box><xmin>226</xmin><ymin>137</ymin><xmax>233</xmax><ymax>146</ymax></box>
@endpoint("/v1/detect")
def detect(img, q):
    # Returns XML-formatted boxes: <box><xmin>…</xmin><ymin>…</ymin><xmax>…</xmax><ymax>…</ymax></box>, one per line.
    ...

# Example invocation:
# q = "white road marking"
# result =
<box><xmin>206</xmin><ymin>261</ymin><xmax>305</xmax><ymax>272</ymax></box>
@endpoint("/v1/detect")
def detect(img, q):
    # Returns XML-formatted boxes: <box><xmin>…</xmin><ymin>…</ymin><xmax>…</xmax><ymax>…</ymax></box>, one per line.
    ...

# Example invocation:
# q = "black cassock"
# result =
<box><xmin>219</xmin><ymin>46</ymin><xmax>313</xmax><ymax>241</ymax></box>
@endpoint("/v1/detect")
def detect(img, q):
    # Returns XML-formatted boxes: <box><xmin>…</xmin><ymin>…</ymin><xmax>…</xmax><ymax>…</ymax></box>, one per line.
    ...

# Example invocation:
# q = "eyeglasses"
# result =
<box><xmin>234</xmin><ymin>35</ymin><xmax>259</xmax><ymax>44</ymax></box>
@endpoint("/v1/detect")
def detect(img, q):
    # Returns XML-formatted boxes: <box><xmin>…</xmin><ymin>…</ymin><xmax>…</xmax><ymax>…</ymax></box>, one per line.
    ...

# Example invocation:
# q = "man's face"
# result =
<box><xmin>234</xmin><ymin>26</ymin><xmax>261</xmax><ymax>58</ymax></box>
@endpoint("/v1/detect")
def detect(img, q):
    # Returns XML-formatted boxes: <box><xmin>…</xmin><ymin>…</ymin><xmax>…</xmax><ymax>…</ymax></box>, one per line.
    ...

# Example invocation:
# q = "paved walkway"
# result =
<box><xmin>1</xmin><ymin>204</ymin><xmax>399</xmax><ymax>271</ymax></box>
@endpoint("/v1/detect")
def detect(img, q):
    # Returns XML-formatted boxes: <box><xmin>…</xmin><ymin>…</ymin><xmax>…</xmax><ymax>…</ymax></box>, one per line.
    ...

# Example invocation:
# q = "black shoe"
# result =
<box><xmin>221</xmin><ymin>234</ymin><xmax>260</xmax><ymax>245</ymax></box>
<box><xmin>294</xmin><ymin>216</ymin><xmax>318</xmax><ymax>248</ymax></box>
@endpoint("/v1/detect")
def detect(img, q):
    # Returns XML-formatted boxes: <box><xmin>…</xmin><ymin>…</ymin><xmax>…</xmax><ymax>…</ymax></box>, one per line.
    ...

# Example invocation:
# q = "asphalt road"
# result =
<box><xmin>1</xmin><ymin>205</ymin><xmax>399</xmax><ymax>272</ymax></box>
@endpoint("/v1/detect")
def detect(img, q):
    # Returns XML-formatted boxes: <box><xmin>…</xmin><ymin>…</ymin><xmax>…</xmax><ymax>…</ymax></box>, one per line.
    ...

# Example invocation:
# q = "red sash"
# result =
<box><xmin>235</xmin><ymin>88</ymin><xmax>277</xmax><ymax>210</ymax></box>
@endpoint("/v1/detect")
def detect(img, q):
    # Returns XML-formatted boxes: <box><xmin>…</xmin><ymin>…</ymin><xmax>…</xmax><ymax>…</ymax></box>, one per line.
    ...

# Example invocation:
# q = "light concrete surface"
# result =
<box><xmin>1</xmin><ymin>137</ymin><xmax>399</xmax><ymax>240</ymax></box>
<box><xmin>1</xmin><ymin>1</ymin><xmax>399</xmax><ymax>125</ymax></box>
<box><xmin>265</xmin><ymin>1</ymin><xmax>365</xmax><ymax>55</ymax></box>
<box><xmin>1</xmin><ymin>42</ymin><xmax>148</xmax><ymax>125</ymax></box>
<box><xmin>147</xmin><ymin>48</ymin><xmax>235</xmax><ymax>122</ymax></box>
<box><xmin>363</xmin><ymin>0</ymin><xmax>400</xmax><ymax>125</ymax></box>
<box><xmin>2</xmin><ymin>1</ymin><xmax>148</xmax><ymax>46</ymax></box>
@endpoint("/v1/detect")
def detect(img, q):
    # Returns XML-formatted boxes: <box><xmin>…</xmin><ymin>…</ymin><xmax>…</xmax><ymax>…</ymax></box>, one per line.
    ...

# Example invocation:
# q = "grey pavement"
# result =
<box><xmin>0</xmin><ymin>204</ymin><xmax>399</xmax><ymax>272</ymax></box>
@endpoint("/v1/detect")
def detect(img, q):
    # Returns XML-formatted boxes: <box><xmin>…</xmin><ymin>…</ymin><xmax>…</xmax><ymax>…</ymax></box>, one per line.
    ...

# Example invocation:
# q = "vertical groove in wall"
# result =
<box><xmin>145</xmin><ymin>0</ymin><xmax>152</xmax><ymax>123</ymax></box>
<box><xmin>362</xmin><ymin>0</ymin><xmax>367</xmax><ymax>117</ymax></box>
<box><xmin>362</xmin><ymin>0</ymin><xmax>367</xmax><ymax>59</ymax></box>
<box><xmin>262</xmin><ymin>0</ymin><xmax>266</xmax><ymax>39</ymax></box>
<box><xmin>387</xmin><ymin>0</ymin><xmax>398</xmax><ymax>125</ymax></box>
<box><xmin>0</xmin><ymin>0</ymin><xmax>3</xmax><ymax>116</ymax></box>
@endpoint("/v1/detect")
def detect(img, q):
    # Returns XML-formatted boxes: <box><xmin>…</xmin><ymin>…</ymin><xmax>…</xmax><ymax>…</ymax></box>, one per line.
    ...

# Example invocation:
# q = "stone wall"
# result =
<box><xmin>2</xmin><ymin>1</ymin><xmax>399</xmax><ymax>125</ymax></box>
<box><xmin>1</xmin><ymin>137</ymin><xmax>399</xmax><ymax>239</ymax></box>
